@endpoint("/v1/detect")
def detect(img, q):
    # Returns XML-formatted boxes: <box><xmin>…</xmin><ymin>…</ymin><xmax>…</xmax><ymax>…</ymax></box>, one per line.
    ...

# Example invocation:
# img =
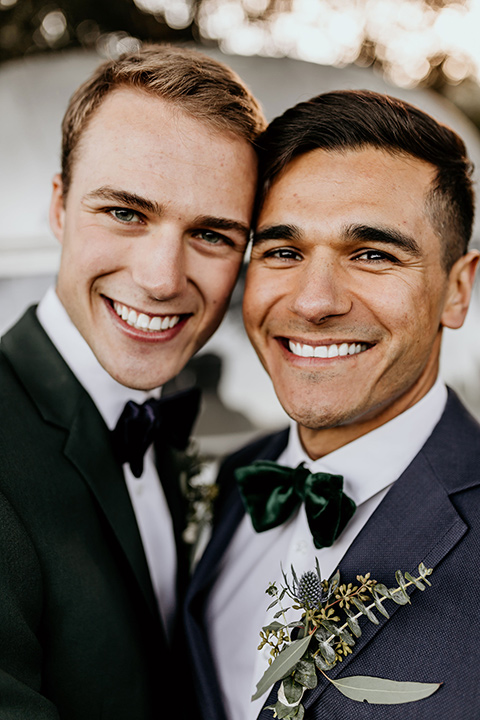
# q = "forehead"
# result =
<box><xmin>68</xmin><ymin>87</ymin><xmax>257</xmax><ymax>214</ymax></box>
<box><xmin>259</xmin><ymin>147</ymin><xmax>437</xmax><ymax>242</ymax></box>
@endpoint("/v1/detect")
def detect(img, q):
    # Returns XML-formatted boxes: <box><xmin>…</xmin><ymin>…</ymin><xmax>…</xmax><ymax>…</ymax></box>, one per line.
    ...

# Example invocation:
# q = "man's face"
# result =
<box><xmin>51</xmin><ymin>88</ymin><xmax>257</xmax><ymax>390</ymax></box>
<box><xmin>244</xmin><ymin>147</ymin><xmax>475</xmax><ymax>454</ymax></box>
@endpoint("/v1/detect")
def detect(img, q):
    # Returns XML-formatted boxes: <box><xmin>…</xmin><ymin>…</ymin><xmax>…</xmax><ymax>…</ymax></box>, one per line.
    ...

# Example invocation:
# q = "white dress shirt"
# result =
<box><xmin>37</xmin><ymin>287</ymin><xmax>177</xmax><ymax>640</ymax></box>
<box><xmin>206</xmin><ymin>379</ymin><xmax>447</xmax><ymax>720</ymax></box>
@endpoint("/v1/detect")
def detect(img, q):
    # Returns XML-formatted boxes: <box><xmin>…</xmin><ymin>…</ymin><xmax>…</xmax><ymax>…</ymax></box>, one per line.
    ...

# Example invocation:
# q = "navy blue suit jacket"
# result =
<box><xmin>185</xmin><ymin>390</ymin><xmax>480</xmax><ymax>719</ymax></box>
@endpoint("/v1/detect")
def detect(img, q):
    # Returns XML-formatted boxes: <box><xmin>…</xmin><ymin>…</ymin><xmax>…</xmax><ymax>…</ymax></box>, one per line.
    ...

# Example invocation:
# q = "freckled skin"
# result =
<box><xmin>244</xmin><ymin>147</ymin><xmax>478</xmax><ymax>458</ymax></box>
<box><xmin>50</xmin><ymin>88</ymin><xmax>258</xmax><ymax>390</ymax></box>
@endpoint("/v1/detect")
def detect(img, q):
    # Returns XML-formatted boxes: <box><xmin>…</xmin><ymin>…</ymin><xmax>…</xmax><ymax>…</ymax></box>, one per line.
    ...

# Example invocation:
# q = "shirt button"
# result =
<box><xmin>295</xmin><ymin>540</ymin><xmax>308</xmax><ymax>555</ymax></box>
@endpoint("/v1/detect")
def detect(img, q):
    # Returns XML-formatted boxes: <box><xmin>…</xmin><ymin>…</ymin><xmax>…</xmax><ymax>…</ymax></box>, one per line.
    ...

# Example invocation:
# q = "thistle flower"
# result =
<box><xmin>296</xmin><ymin>571</ymin><xmax>322</xmax><ymax>607</ymax></box>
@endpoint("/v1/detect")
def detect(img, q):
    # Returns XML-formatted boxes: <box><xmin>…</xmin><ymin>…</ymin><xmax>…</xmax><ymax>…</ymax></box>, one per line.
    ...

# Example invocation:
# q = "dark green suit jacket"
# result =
<box><xmin>0</xmin><ymin>308</ymin><xmax>175</xmax><ymax>719</ymax></box>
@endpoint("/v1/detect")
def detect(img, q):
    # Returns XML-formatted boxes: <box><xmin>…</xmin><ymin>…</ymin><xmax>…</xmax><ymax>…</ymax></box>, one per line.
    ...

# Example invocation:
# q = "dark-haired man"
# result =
<box><xmin>0</xmin><ymin>45</ymin><xmax>264</xmax><ymax>719</ymax></box>
<box><xmin>186</xmin><ymin>90</ymin><xmax>480</xmax><ymax>719</ymax></box>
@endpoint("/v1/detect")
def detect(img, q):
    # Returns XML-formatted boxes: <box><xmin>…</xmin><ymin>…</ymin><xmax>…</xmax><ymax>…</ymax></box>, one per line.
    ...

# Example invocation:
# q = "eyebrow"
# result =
<box><xmin>253</xmin><ymin>224</ymin><xmax>302</xmax><ymax>245</ymax></box>
<box><xmin>192</xmin><ymin>215</ymin><xmax>250</xmax><ymax>239</ymax></box>
<box><xmin>253</xmin><ymin>221</ymin><xmax>422</xmax><ymax>257</ymax></box>
<box><xmin>84</xmin><ymin>187</ymin><xmax>163</xmax><ymax>215</ymax></box>
<box><xmin>344</xmin><ymin>224</ymin><xmax>421</xmax><ymax>256</ymax></box>
<box><xmin>83</xmin><ymin>187</ymin><xmax>250</xmax><ymax>239</ymax></box>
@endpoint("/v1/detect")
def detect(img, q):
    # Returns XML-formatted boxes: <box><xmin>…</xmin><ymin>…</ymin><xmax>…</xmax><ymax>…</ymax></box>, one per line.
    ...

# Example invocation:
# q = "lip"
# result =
<box><xmin>103</xmin><ymin>296</ymin><xmax>191</xmax><ymax>343</ymax></box>
<box><xmin>276</xmin><ymin>336</ymin><xmax>373</xmax><ymax>362</ymax></box>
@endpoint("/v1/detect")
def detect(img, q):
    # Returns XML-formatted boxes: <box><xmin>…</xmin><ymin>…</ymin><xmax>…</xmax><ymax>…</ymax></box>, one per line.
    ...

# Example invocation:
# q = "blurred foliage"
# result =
<box><xmin>0</xmin><ymin>0</ymin><xmax>477</xmax><ymax>100</ymax></box>
<box><xmin>0</xmin><ymin>0</ymin><xmax>201</xmax><ymax>62</ymax></box>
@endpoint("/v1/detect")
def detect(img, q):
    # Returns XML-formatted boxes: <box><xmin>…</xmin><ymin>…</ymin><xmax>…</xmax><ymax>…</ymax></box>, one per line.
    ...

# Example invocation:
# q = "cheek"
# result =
<box><xmin>201</xmin><ymin>259</ymin><xmax>242</xmax><ymax>312</ymax></box>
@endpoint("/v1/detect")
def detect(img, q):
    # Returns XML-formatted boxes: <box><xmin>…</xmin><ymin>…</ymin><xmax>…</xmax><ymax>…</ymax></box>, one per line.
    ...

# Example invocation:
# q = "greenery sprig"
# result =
<box><xmin>253</xmin><ymin>561</ymin><xmax>441</xmax><ymax>718</ymax></box>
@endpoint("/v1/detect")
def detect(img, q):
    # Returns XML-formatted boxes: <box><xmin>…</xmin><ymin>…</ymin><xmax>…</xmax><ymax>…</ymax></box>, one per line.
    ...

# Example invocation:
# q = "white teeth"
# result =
<box><xmin>149</xmin><ymin>316</ymin><xmax>161</xmax><ymax>331</ymax></box>
<box><xmin>112</xmin><ymin>301</ymin><xmax>181</xmax><ymax>333</ymax></box>
<box><xmin>288</xmin><ymin>340</ymin><xmax>368</xmax><ymax>359</ymax></box>
<box><xmin>314</xmin><ymin>345</ymin><xmax>328</xmax><ymax>358</ymax></box>
<box><xmin>137</xmin><ymin>313</ymin><xmax>150</xmax><ymax>329</ymax></box>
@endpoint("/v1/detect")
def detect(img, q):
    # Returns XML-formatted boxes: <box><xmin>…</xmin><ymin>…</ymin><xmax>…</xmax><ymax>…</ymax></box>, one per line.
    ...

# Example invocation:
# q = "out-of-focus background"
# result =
<box><xmin>1</xmin><ymin>0</ymin><xmax>480</xmax><ymax>456</ymax></box>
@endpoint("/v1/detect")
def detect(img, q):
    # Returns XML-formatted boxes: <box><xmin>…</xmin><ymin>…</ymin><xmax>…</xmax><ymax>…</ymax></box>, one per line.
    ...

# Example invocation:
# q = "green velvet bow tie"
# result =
<box><xmin>235</xmin><ymin>460</ymin><xmax>356</xmax><ymax>549</ymax></box>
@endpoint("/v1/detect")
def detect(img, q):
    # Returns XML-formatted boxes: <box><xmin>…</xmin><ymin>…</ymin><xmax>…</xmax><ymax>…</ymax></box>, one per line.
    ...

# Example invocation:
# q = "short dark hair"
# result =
<box><xmin>61</xmin><ymin>44</ymin><xmax>266</xmax><ymax>198</ymax></box>
<box><xmin>257</xmin><ymin>90</ymin><xmax>475</xmax><ymax>271</ymax></box>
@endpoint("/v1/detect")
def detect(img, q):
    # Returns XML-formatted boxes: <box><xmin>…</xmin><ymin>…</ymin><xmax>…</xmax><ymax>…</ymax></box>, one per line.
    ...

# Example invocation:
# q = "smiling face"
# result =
<box><xmin>244</xmin><ymin>147</ymin><xmax>477</xmax><ymax>457</ymax></box>
<box><xmin>50</xmin><ymin>87</ymin><xmax>257</xmax><ymax>390</ymax></box>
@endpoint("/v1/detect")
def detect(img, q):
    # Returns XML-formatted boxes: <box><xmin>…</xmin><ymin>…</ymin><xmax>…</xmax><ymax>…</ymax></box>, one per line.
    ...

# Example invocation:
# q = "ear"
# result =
<box><xmin>49</xmin><ymin>174</ymin><xmax>66</xmax><ymax>244</ymax></box>
<box><xmin>441</xmin><ymin>250</ymin><xmax>480</xmax><ymax>329</ymax></box>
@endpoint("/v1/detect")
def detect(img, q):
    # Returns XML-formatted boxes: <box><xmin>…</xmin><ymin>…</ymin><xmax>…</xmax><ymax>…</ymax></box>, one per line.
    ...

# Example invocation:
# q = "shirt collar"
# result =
<box><xmin>277</xmin><ymin>378</ymin><xmax>447</xmax><ymax>507</ymax></box>
<box><xmin>36</xmin><ymin>287</ymin><xmax>161</xmax><ymax>430</ymax></box>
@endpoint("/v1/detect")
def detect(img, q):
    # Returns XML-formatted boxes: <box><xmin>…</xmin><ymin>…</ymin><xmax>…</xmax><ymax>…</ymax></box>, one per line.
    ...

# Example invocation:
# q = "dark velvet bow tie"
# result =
<box><xmin>234</xmin><ymin>460</ymin><xmax>356</xmax><ymax>549</ymax></box>
<box><xmin>112</xmin><ymin>387</ymin><xmax>201</xmax><ymax>478</ymax></box>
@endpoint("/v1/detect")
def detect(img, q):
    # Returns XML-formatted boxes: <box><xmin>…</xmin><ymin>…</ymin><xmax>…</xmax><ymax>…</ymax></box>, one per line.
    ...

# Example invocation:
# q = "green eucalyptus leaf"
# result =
<box><xmin>315</xmin><ymin>557</ymin><xmax>322</xmax><ymax>581</ymax></box>
<box><xmin>267</xmin><ymin>599</ymin><xmax>279</xmax><ymax>611</ymax></box>
<box><xmin>314</xmin><ymin>653</ymin><xmax>335</xmax><ymax>671</ymax></box>
<box><xmin>294</xmin><ymin>704</ymin><xmax>305</xmax><ymax>719</ymax></box>
<box><xmin>280</xmin><ymin>588</ymin><xmax>287</xmax><ymax>601</ymax></box>
<box><xmin>351</xmin><ymin>597</ymin><xmax>379</xmax><ymax>624</ymax></box>
<box><xmin>268</xmin><ymin>700</ymin><xmax>295</xmax><ymax>719</ymax></box>
<box><xmin>329</xmin><ymin>569</ymin><xmax>341</xmax><ymax>594</ymax></box>
<box><xmin>294</xmin><ymin>659</ymin><xmax>318</xmax><ymax>689</ymax></box>
<box><xmin>418</xmin><ymin>563</ymin><xmax>433</xmax><ymax>585</ymax></box>
<box><xmin>338</xmin><ymin>628</ymin><xmax>355</xmax><ymax>646</ymax></box>
<box><xmin>374</xmin><ymin>583</ymin><xmax>393</xmax><ymax>600</ymax></box>
<box><xmin>345</xmin><ymin>609</ymin><xmax>362</xmax><ymax>638</ymax></box>
<box><xmin>282</xmin><ymin>676</ymin><xmax>304</xmax><ymax>703</ymax></box>
<box><xmin>395</xmin><ymin>571</ymin><xmax>411</xmax><ymax>603</ymax></box>
<box><xmin>331</xmin><ymin>675</ymin><xmax>442</xmax><ymax>704</ymax></box>
<box><xmin>371</xmin><ymin>589</ymin><xmax>390</xmax><ymax>618</ymax></box>
<box><xmin>263</xmin><ymin>621</ymin><xmax>285</xmax><ymax>632</ymax></box>
<box><xmin>318</xmin><ymin>641</ymin><xmax>337</xmax><ymax>664</ymax></box>
<box><xmin>251</xmin><ymin>635</ymin><xmax>313</xmax><ymax>701</ymax></box>
<box><xmin>405</xmin><ymin>571</ymin><xmax>425</xmax><ymax>591</ymax></box>
<box><xmin>275</xmin><ymin>608</ymin><xmax>290</xmax><ymax>619</ymax></box>
<box><xmin>314</xmin><ymin>626</ymin><xmax>330</xmax><ymax>642</ymax></box>
<box><xmin>320</xmin><ymin>620</ymin><xmax>341</xmax><ymax>637</ymax></box>
<box><xmin>389</xmin><ymin>588</ymin><xmax>410</xmax><ymax>605</ymax></box>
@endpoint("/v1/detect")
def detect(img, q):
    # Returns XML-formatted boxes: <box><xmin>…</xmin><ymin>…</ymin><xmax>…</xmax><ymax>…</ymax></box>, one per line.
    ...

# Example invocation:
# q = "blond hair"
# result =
<box><xmin>61</xmin><ymin>44</ymin><xmax>266</xmax><ymax>196</ymax></box>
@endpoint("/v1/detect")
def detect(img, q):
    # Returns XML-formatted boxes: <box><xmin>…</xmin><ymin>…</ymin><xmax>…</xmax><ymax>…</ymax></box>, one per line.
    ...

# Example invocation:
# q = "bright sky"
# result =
<box><xmin>132</xmin><ymin>0</ymin><xmax>480</xmax><ymax>89</ymax></box>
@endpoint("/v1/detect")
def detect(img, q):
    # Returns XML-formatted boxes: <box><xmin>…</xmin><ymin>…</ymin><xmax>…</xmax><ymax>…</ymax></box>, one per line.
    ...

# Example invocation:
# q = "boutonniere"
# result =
<box><xmin>253</xmin><ymin>561</ymin><xmax>441</xmax><ymax>717</ymax></box>
<box><xmin>177</xmin><ymin>442</ymin><xmax>219</xmax><ymax>567</ymax></box>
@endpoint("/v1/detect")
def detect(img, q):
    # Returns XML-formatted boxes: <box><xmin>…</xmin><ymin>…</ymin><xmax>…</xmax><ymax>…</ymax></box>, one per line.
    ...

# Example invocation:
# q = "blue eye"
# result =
<box><xmin>111</xmin><ymin>209</ymin><xmax>141</xmax><ymax>223</ymax></box>
<box><xmin>197</xmin><ymin>230</ymin><xmax>223</xmax><ymax>244</ymax></box>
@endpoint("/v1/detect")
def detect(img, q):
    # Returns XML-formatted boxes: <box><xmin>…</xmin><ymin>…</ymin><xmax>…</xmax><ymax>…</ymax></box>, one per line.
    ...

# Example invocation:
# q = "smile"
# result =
<box><xmin>287</xmin><ymin>340</ymin><xmax>369</xmax><ymax>358</ymax></box>
<box><xmin>112</xmin><ymin>301</ymin><xmax>181</xmax><ymax>332</ymax></box>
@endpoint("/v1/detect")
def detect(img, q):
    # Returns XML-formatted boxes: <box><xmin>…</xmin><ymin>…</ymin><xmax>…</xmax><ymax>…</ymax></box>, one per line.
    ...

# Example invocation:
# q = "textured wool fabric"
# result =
<box><xmin>186</xmin><ymin>391</ymin><xmax>480</xmax><ymax>720</ymax></box>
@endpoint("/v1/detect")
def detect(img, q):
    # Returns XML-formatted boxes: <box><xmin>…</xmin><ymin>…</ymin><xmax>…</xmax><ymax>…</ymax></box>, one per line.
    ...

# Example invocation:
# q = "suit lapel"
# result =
<box><xmin>185</xmin><ymin>429</ymin><xmax>289</xmax><ymax>720</ymax></box>
<box><xmin>299</xmin><ymin>447</ymin><xmax>468</xmax><ymax>711</ymax></box>
<box><xmin>2</xmin><ymin>307</ymin><xmax>159</xmax><ymax>623</ymax></box>
<box><xmin>190</xmin><ymin>428</ymin><xmax>290</xmax><ymax>595</ymax></box>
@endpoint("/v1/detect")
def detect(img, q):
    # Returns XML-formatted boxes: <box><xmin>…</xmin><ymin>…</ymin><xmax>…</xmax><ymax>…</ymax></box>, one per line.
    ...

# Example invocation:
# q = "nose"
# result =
<box><xmin>131</xmin><ymin>228</ymin><xmax>188</xmax><ymax>301</ymax></box>
<box><xmin>289</xmin><ymin>254</ymin><xmax>352</xmax><ymax>324</ymax></box>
